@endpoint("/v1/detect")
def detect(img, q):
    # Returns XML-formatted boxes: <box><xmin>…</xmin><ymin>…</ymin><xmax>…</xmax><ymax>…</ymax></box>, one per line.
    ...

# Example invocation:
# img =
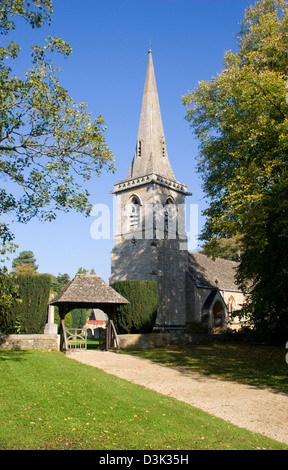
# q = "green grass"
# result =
<box><xmin>87</xmin><ymin>338</ymin><xmax>99</xmax><ymax>350</ymax></box>
<box><xmin>122</xmin><ymin>342</ymin><xmax>288</xmax><ymax>393</ymax></box>
<box><xmin>0</xmin><ymin>349</ymin><xmax>287</xmax><ymax>450</ymax></box>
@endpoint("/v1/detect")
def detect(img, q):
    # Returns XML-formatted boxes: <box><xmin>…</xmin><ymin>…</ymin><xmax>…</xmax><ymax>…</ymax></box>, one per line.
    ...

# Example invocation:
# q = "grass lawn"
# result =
<box><xmin>0</xmin><ymin>348</ymin><xmax>287</xmax><ymax>450</ymax></box>
<box><xmin>122</xmin><ymin>342</ymin><xmax>288</xmax><ymax>393</ymax></box>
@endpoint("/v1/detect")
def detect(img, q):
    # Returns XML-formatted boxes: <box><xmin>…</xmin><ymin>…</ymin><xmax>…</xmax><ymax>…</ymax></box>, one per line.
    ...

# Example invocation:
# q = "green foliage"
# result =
<box><xmin>0</xmin><ymin>273</ymin><xmax>51</xmax><ymax>334</ymax></box>
<box><xmin>0</xmin><ymin>268</ymin><xmax>20</xmax><ymax>333</ymax></box>
<box><xmin>50</xmin><ymin>272</ymin><xmax>70</xmax><ymax>294</ymax></box>
<box><xmin>77</xmin><ymin>267</ymin><xmax>96</xmax><ymax>275</ymax></box>
<box><xmin>71</xmin><ymin>308</ymin><xmax>88</xmax><ymax>329</ymax></box>
<box><xmin>0</xmin><ymin>0</ymin><xmax>115</xmax><ymax>257</ymax></box>
<box><xmin>200</xmin><ymin>237</ymin><xmax>241</xmax><ymax>261</ymax></box>
<box><xmin>182</xmin><ymin>0</ymin><xmax>288</xmax><ymax>343</ymax></box>
<box><xmin>0</xmin><ymin>0</ymin><xmax>53</xmax><ymax>34</ymax></box>
<box><xmin>235</xmin><ymin>182</ymin><xmax>288</xmax><ymax>344</ymax></box>
<box><xmin>111</xmin><ymin>280</ymin><xmax>158</xmax><ymax>334</ymax></box>
<box><xmin>12</xmin><ymin>250</ymin><xmax>38</xmax><ymax>271</ymax></box>
<box><xmin>54</xmin><ymin>309</ymin><xmax>72</xmax><ymax>329</ymax></box>
<box><xmin>126</xmin><ymin>342</ymin><xmax>288</xmax><ymax>393</ymax></box>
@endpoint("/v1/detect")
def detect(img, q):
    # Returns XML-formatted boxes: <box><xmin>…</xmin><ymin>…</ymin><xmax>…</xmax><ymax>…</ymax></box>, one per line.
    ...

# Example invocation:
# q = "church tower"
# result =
<box><xmin>110</xmin><ymin>50</ymin><xmax>190</xmax><ymax>332</ymax></box>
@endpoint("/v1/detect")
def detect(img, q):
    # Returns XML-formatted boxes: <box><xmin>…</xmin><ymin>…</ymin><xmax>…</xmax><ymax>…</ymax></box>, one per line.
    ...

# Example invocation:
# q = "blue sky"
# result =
<box><xmin>5</xmin><ymin>0</ymin><xmax>254</xmax><ymax>282</ymax></box>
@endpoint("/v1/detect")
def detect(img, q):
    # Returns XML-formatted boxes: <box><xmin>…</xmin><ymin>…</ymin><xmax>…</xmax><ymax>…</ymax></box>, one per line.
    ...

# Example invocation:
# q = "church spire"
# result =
<box><xmin>126</xmin><ymin>50</ymin><xmax>175</xmax><ymax>180</ymax></box>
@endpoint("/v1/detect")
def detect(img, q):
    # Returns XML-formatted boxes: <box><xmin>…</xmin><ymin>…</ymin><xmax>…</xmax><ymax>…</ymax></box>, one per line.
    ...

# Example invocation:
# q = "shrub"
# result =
<box><xmin>110</xmin><ymin>280</ymin><xmax>158</xmax><ymax>334</ymax></box>
<box><xmin>71</xmin><ymin>308</ymin><xmax>88</xmax><ymax>328</ymax></box>
<box><xmin>0</xmin><ymin>274</ymin><xmax>51</xmax><ymax>334</ymax></box>
<box><xmin>54</xmin><ymin>309</ymin><xmax>72</xmax><ymax>329</ymax></box>
<box><xmin>0</xmin><ymin>271</ymin><xmax>20</xmax><ymax>334</ymax></box>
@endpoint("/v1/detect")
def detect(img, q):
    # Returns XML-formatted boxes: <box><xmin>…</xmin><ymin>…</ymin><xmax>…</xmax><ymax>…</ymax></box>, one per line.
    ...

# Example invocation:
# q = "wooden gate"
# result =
<box><xmin>61</xmin><ymin>319</ymin><xmax>118</xmax><ymax>351</ymax></box>
<box><xmin>63</xmin><ymin>326</ymin><xmax>87</xmax><ymax>351</ymax></box>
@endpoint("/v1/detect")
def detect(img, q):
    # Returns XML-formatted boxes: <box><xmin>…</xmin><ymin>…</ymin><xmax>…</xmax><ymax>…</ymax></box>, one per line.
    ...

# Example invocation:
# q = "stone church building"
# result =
<box><xmin>110</xmin><ymin>50</ymin><xmax>245</xmax><ymax>334</ymax></box>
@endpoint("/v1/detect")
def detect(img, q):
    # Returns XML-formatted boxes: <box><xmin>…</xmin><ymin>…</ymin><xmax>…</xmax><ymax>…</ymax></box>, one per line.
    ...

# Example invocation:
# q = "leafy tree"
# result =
<box><xmin>77</xmin><ymin>267</ymin><xmax>96</xmax><ymax>275</ymax></box>
<box><xmin>0</xmin><ymin>0</ymin><xmax>53</xmax><ymax>34</ymax></box>
<box><xmin>200</xmin><ymin>237</ymin><xmax>241</xmax><ymax>261</ymax></box>
<box><xmin>12</xmin><ymin>250</ymin><xmax>38</xmax><ymax>272</ymax></box>
<box><xmin>0</xmin><ymin>1</ymin><xmax>114</xmax><ymax>321</ymax></box>
<box><xmin>77</xmin><ymin>267</ymin><xmax>88</xmax><ymax>275</ymax></box>
<box><xmin>50</xmin><ymin>272</ymin><xmax>70</xmax><ymax>293</ymax></box>
<box><xmin>0</xmin><ymin>1</ymin><xmax>115</xmax><ymax>254</ymax></box>
<box><xmin>182</xmin><ymin>0</ymin><xmax>288</xmax><ymax>343</ymax></box>
<box><xmin>0</xmin><ymin>269</ymin><xmax>19</xmax><ymax>332</ymax></box>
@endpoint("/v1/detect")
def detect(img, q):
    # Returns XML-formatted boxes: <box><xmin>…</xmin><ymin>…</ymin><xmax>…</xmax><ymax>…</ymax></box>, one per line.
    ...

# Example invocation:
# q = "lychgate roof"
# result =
<box><xmin>50</xmin><ymin>274</ymin><xmax>129</xmax><ymax>307</ymax></box>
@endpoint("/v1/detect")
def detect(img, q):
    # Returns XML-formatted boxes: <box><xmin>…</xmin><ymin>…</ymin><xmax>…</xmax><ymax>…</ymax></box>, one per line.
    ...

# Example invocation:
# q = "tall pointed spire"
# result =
<box><xmin>126</xmin><ymin>50</ymin><xmax>175</xmax><ymax>180</ymax></box>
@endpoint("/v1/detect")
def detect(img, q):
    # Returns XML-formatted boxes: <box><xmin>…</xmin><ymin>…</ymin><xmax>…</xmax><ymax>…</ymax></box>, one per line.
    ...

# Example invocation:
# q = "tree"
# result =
<box><xmin>182</xmin><ymin>0</ymin><xmax>288</xmax><ymax>343</ymax></box>
<box><xmin>200</xmin><ymin>236</ymin><xmax>241</xmax><ymax>261</ymax></box>
<box><xmin>50</xmin><ymin>272</ymin><xmax>70</xmax><ymax>293</ymax></box>
<box><xmin>77</xmin><ymin>267</ymin><xmax>96</xmax><ymax>275</ymax></box>
<box><xmin>12</xmin><ymin>250</ymin><xmax>38</xmax><ymax>272</ymax></box>
<box><xmin>0</xmin><ymin>1</ymin><xmax>115</xmax><ymax>254</ymax></box>
<box><xmin>0</xmin><ymin>0</ymin><xmax>53</xmax><ymax>34</ymax></box>
<box><xmin>0</xmin><ymin>269</ymin><xmax>19</xmax><ymax>332</ymax></box>
<box><xmin>77</xmin><ymin>267</ymin><xmax>88</xmax><ymax>275</ymax></box>
<box><xmin>71</xmin><ymin>308</ymin><xmax>88</xmax><ymax>329</ymax></box>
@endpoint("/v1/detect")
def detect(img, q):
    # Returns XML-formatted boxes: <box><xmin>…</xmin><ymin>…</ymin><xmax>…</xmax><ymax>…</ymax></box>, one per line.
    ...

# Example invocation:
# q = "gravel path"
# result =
<box><xmin>67</xmin><ymin>350</ymin><xmax>288</xmax><ymax>445</ymax></box>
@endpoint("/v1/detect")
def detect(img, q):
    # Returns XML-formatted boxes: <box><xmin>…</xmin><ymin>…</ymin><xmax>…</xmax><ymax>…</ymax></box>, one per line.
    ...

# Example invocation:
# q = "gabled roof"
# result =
<box><xmin>188</xmin><ymin>252</ymin><xmax>241</xmax><ymax>292</ymax></box>
<box><xmin>202</xmin><ymin>289</ymin><xmax>218</xmax><ymax>309</ymax></box>
<box><xmin>89</xmin><ymin>309</ymin><xmax>108</xmax><ymax>321</ymax></box>
<box><xmin>50</xmin><ymin>274</ymin><xmax>129</xmax><ymax>307</ymax></box>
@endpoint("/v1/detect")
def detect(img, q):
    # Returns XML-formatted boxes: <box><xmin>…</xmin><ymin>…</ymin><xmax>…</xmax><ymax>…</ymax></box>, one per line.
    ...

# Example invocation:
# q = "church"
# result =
<box><xmin>110</xmin><ymin>50</ymin><xmax>245</xmax><ymax>334</ymax></box>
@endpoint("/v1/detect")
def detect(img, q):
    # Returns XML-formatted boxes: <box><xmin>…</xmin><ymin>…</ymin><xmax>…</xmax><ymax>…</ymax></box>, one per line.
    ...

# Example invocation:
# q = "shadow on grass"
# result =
<box><xmin>124</xmin><ymin>342</ymin><xmax>288</xmax><ymax>394</ymax></box>
<box><xmin>0</xmin><ymin>349</ymin><xmax>33</xmax><ymax>362</ymax></box>
<box><xmin>87</xmin><ymin>339</ymin><xmax>100</xmax><ymax>350</ymax></box>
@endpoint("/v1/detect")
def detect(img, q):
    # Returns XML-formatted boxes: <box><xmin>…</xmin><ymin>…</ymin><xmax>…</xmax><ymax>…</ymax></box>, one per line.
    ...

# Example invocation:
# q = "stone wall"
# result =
<box><xmin>118</xmin><ymin>332</ymin><xmax>230</xmax><ymax>349</ymax></box>
<box><xmin>0</xmin><ymin>334</ymin><xmax>60</xmax><ymax>351</ymax></box>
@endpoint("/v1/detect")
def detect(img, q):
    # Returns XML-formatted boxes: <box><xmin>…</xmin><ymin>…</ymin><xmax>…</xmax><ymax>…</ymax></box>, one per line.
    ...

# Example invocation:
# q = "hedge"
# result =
<box><xmin>110</xmin><ymin>280</ymin><xmax>158</xmax><ymax>334</ymax></box>
<box><xmin>0</xmin><ymin>274</ymin><xmax>51</xmax><ymax>334</ymax></box>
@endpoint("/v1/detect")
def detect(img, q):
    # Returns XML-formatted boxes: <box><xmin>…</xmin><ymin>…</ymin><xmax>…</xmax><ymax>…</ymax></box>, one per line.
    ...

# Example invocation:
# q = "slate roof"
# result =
<box><xmin>188</xmin><ymin>252</ymin><xmax>241</xmax><ymax>292</ymax></box>
<box><xmin>50</xmin><ymin>274</ymin><xmax>129</xmax><ymax>307</ymax></box>
<box><xmin>90</xmin><ymin>309</ymin><xmax>108</xmax><ymax>321</ymax></box>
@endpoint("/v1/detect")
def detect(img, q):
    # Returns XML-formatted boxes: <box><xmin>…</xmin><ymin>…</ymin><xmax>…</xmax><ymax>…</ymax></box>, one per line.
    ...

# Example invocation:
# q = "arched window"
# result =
<box><xmin>130</xmin><ymin>196</ymin><xmax>141</xmax><ymax>228</ymax></box>
<box><xmin>228</xmin><ymin>296</ymin><xmax>235</xmax><ymax>314</ymax></box>
<box><xmin>164</xmin><ymin>197</ymin><xmax>176</xmax><ymax>238</ymax></box>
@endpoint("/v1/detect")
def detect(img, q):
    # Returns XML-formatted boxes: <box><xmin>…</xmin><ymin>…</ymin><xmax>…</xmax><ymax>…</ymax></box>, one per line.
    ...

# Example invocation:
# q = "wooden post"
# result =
<box><xmin>61</xmin><ymin>320</ymin><xmax>68</xmax><ymax>351</ymax></box>
<box><xmin>58</xmin><ymin>305</ymin><xmax>69</xmax><ymax>351</ymax></box>
<box><xmin>110</xmin><ymin>320</ymin><xmax>120</xmax><ymax>350</ymax></box>
<box><xmin>106</xmin><ymin>320</ymin><xmax>111</xmax><ymax>351</ymax></box>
